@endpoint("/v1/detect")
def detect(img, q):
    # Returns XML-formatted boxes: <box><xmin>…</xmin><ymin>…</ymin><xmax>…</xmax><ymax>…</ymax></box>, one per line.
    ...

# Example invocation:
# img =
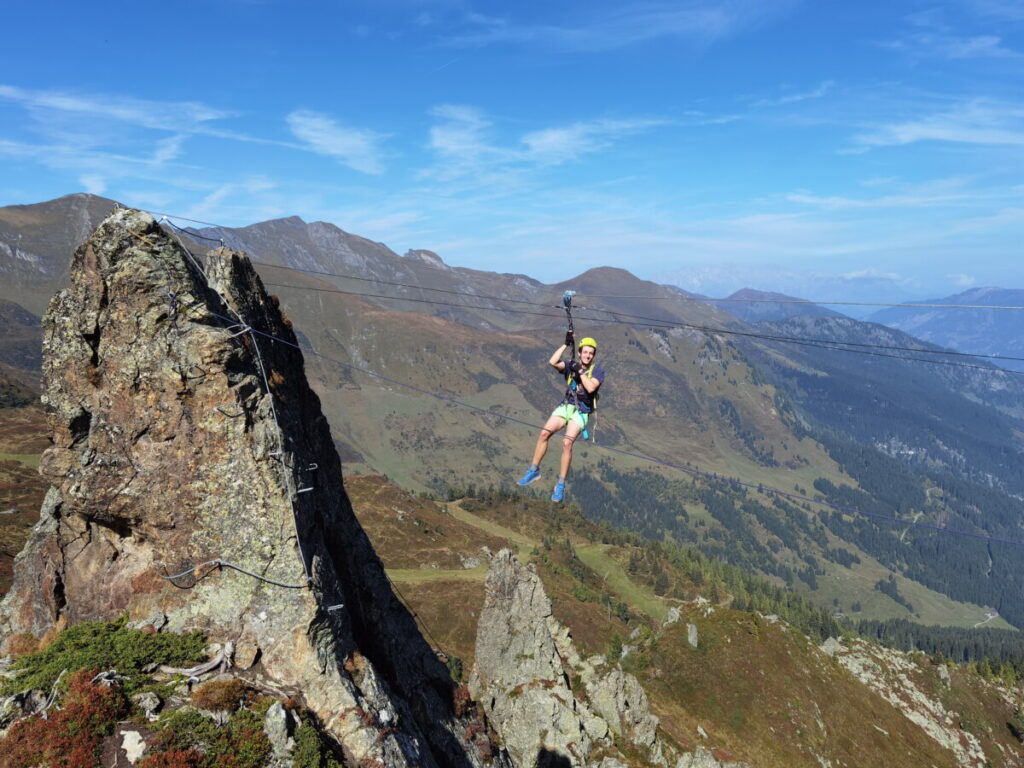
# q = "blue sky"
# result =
<box><xmin>2</xmin><ymin>0</ymin><xmax>1022</xmax><ymax>304</ymax></box>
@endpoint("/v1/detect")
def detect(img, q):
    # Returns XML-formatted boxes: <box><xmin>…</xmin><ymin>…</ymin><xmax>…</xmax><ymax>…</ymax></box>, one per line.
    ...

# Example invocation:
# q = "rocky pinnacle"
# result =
<box><xmin>470</xmin><ymin>549</ymin><xmax>744</xmax><ymax>768</ymax></box>
<box><xmin>0</xmin><ymin>208</ymin><xmax>502</xmax><ymax>768</ymax></box>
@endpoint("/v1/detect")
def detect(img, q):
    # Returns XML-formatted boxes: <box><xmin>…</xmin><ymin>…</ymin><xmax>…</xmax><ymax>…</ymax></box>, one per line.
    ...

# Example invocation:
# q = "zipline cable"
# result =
<box><xmin>583</xmin><ymin>293</ymin><xmax>1024</xmax><ymax>312</ymax></box>
<box><xmin>151</xmin><ymin>210</ymin><xmax>1024</xmax><ymax>312</ymax></box>
<box><xmin>201</xmin><ymin>307</ymin><xmax>1024</xmax><ymax>550</ymax></box>
<box><xmin>157</xmin><ymin>215</ymin><xmax>1024</xmax><ymax>367</ymax></box>
<box><xmin>259</xmin><ymin>280</ymin><xmax>1024</xmax><ymax>376</ymax></box>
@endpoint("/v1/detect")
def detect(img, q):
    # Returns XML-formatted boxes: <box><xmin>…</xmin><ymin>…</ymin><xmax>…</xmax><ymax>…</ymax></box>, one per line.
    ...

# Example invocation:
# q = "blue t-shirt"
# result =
<box><xmin>558</xmin><ymin>362</ymin><xmax>604</xmax><ymax>413</ymax></box>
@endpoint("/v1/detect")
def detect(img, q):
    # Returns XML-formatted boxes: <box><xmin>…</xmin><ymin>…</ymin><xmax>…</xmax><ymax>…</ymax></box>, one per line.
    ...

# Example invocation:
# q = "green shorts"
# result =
<box><xmin>551</xmin><ymin>403</ymin><xmax>589</xmax><ymax>431</ymax></box>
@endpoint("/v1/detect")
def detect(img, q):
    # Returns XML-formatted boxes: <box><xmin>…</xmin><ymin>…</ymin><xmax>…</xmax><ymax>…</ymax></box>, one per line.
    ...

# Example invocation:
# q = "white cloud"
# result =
<box><xmin>0</xmin><ymin>84</ymin><xmax>235</xmax><ymax>133</ymax></box>
<box><xmin>786</xmin><ymin>184</ymin><xmax>981</xmax><ymax>210</ymax></box>
<box><xmin>79</xmin><ymin>174</ymin><xmax>106</xmax><ymax>195</ymax></box>
<box><xmin>425</xmin><ymin>105</ymin><xmax>668</xmax><ymax>181</ymax></box>
<box><xmin>841</xmin><ymin>268</ymin><xmax>903</xmax><ymax>283</ymax></box>
<box><xmin>948</xmin><ymin>273</ymin><xmax>977</xmax><ymax>287</ymax></box>
<box><xmin>286</xmin><ymin>110</ymin><xmax>386</xmax><ymax>174</ymax></box>
<box><xmin>883</xmin><ymin>32</ymin><xmax>1021</xmax><ymax>59</ymax></box>
<box><xmin>153</xmin><ymin>135</ymin><xmax>186</xmax><ymax>165</ymax></box>
<box><xmin>428</xmin><ymin>104</ymin><xmax>494</xmax><ymax>160</ymax></box>
<box><xmin>444</xmin><ymin>1</ymin><xmax>796</xmax><ymax>52</ymax></box>
<box><xmin>856</xmin><ymin>100</ymin><xmax>1024</xmax><ymax>148</ymax></box>
<box><xmin>964</xmin><ymin>0</ymin><xmax>1024</xmax><ymax>22</ymax></box>
<box><xmin>750</xmin><ymin>80</ymin><xmax>835</xmax><ymax>109</ymax></box>
<box><xmin>521</xmin><ymin>118</ymin><xmax>667</xmax><ymax>164</ymax></box>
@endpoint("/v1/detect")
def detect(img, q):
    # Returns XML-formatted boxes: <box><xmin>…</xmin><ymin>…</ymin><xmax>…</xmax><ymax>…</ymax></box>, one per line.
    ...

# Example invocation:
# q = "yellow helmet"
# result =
<box><xmin>578</xmin><ymin>337</ymin><xmax>597</xmax><ymax>352</ymax></box>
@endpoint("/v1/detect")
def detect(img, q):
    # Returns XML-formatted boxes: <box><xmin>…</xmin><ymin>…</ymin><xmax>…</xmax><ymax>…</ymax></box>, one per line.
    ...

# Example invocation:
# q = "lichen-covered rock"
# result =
<box><xmin>0</xmin><ymin>208</ymin><xmax>502</xmax><ymax>768</ymax></box>
<box><xmin>471</xmin><ymin>550</ymin><xmax>742</xmax><ymax>768</ymax></box>
<box><xmin>470</xmin><ymin>550</ymin><xmax>592</xmax><ymax>766</ymax></box>
<box><xmin>0</xmin><ymin>689</ymin><xmax>47</xmax><ymax>737</ymax></box>
<box><xmin>264</xmin><ymin>701</ymin><xmax>295</xmax><ymax>768</ymax></box>
<box><xmin>130</xmin><ymin>691</ymin><xmax>161</xmax><ymax>720</ymax></box>
<box><xmin>584</xmin><ymin>665</ymin><xmax>659</xmax><ymax>750</ymax></box>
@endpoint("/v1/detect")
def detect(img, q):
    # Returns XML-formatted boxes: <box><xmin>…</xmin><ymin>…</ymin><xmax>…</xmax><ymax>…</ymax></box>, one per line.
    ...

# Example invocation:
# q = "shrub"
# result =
<box><xmin>446</xmin><ymin>655</ymin><xmax>464</xmax><ymax>683</ymax></box>
<box><xmin>452</xmin><ymin>684</ymin><xmax>473</xmax><ymax>718</ymax></box>
<box><xmin>293</xmin><ymin>716</ymin><xmax>343</xmax><ymax>768</ymax></box>
<box><xmin>1</xmin><ymin>616</ymin><xmax>206</xmax><ymax>696</ymax></box>
<box><xmin>137</xmin><ymin>749</ymin><xmax>205</xmax><ymax>768</ymax></box>
<box><xmin>191</xmin><ymin>678</ymin><xmax>246</xmax><ymax>713</ymax></box>
<box><xmin>1</xmin><ymin>667</ymin><xmax>128</xmax><ymax>768</ymax></box>
<box><xmin>143</xmin><ymin>706</ymin><xmax>271</xmax><ymax>768</ymax></box>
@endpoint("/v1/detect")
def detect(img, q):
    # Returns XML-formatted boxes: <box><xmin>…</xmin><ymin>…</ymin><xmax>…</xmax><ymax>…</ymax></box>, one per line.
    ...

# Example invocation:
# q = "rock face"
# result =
<box><xmin>0</xmin><ymin>208</ymin><xmax>504</xmax><ymax>768</ymax></box>
<box><xmin>470</xmin><ymin>550</ymin><xmax>744</xmax><ymax>768</ymax></box>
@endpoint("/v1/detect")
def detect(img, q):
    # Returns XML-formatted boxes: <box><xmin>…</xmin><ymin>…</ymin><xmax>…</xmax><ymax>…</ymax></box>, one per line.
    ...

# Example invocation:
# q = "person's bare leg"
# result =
<box><xmin>559</xmin><ymin>420</ymin><xmax>583</xmax><ymax>480</ymax></box>
<box><xmin>531</xmin><ymin>415</ymin><xmax>566</xmax><ymax>467</ymax></box>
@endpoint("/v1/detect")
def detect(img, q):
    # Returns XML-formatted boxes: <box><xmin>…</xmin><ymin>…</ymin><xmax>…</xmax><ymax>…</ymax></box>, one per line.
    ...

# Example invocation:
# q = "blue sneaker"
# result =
<box><xmin>517</xmin><ymin>467</ymin><xmax>541</xmax><ymax>486</ymax></box>
<box><xmin>551</xmin><ymin>481</ymin><xmax>566</xmax><ymax>503</ymax></box>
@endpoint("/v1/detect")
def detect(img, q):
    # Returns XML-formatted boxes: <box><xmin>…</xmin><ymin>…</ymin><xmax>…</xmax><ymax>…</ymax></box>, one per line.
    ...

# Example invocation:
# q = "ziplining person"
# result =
<box><xmin>517</xmin><ymin>329</ymin><xmax>604</xmax><ymax>502</ymax></box>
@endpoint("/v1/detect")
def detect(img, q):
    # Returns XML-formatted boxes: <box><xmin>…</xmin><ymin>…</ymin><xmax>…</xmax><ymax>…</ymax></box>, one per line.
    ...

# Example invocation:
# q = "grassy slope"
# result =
<box><xmin>273</xmin><ymin>280</ymin><xmax>1004</xmax><ymax>630</ymax></box>
<box><xmin>348</xmin><ymin>475</ymin><xmax>1024</xmax><ymax>768</ymax></box>
<box><xmin>272</xmin><ymin>275</ymin><xmax>847</xmax><ymax>496</ymax></box>
<box><xmin>0</xmin><ymin>399</ymin><xmax>48</xmax><ymax>593</ymax></box>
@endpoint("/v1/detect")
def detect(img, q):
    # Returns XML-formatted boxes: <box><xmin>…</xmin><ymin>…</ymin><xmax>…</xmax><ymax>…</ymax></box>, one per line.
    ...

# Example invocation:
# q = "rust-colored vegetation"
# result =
<box><xmin>0</xmin><ymin>668</ymin><xmax>128</xmax><ymax>768</ymax></box>
<box><xmin>190</xmin><ymin>678</ymin><xmax>247</xmax><ymax>713</ymax></box>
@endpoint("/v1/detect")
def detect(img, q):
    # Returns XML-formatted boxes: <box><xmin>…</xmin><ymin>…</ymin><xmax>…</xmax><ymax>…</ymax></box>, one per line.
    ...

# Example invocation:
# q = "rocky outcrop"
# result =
<box><xmin>821</xmin><ymin>637</ymin><xmax>988</xmax><ymax>768</ymax></box>
<box><xmin>470</xmin><ymin>550</ymin><xmax>745</xmax><ymax>768</ymax></box>
<box><xmin>0</xmin><ymin>208</ymin><xmax>505</xmax><ymax>767</ymax></box>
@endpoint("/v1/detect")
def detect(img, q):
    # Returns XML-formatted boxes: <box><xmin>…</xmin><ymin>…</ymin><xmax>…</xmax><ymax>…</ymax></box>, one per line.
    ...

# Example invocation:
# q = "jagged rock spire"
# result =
<box><xmin>470</xmin><ymin>550</ymin><xmax>745</xmax><ymax>768</ymax></box>
<box><xmin>0</xmin><ymin>208</ymin><xmax>505</xmax><ymax>768</ymax></box>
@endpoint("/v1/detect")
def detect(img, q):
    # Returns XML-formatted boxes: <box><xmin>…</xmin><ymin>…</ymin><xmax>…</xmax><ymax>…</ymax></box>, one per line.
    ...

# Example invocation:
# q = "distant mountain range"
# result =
<box><xmin>2</xmin><ymin>194</ymin><xmax>1023</xmax><ymax>633</ymax></box>
<box><xmin>869</xmin><ymin>287</ymin><xmax>1024</xmax><ymax>373</ymax></box>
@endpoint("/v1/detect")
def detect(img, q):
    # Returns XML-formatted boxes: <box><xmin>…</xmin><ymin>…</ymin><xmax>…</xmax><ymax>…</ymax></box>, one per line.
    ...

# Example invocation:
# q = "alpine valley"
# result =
<box><xmin>0</xmin><ymin>195</ymin><xmax>1022</xmax><ymax>767</ymax></box>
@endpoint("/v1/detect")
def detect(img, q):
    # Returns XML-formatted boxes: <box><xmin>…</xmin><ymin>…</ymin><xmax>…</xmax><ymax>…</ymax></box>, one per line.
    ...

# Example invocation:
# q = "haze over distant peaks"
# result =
<box><xmin>870</xmin><ymin>287</ymin><xmax>1024</xmax><ymax>373</ymax></box>
<box><xmin>713</xmin><ymin>288</ymin><xmax>845</xmax><ymax>323</ymax></box>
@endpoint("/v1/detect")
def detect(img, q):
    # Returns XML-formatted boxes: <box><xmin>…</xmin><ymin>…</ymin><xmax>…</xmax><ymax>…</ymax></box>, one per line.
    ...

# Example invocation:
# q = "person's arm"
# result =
<box><xmin>579</xmin><ymin>367</ymin><xmax>601</xmax><ymax>393</ymax></box>
<box><xmin>550</xmin><ymin>331</ymin><xmax>574</xmax><ymax>370</ymax></box>
<box><xmin>550</xmin><ymin>344</ymin><xmax>568</xmax><ymax>371</ymax></box>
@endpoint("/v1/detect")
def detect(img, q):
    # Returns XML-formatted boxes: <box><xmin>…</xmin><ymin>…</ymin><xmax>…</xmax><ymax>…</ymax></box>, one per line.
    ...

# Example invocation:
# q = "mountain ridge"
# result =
<box><xmin>1</xmin><ymin>193</ymin><xmax>1022</xmax><ymax>637</ymax></box>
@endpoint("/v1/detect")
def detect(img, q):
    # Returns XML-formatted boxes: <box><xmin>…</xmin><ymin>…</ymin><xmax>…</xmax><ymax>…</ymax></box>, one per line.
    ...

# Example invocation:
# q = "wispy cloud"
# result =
<box><xmin>841</xmin><ymin>268</ymin><xmax>904</xmax><ymax>283</ymax></box>
<box><xmin>79</xmin><ymin>174</ymin><xmax>107</xmax><ymax>195</ymax></box>
<box><xmin>883</xmin><ymin>32</ymin><xmax>1021</xmax><ymax>59</ymax></box>
<box><xmin>786</xmin><ymin>176</ymin><xmax>986</xmax><ymax>210</ymax></box>
<box><xmin>153</xmin><ymin>135</ymin><xmax>187</xmax><ymax>165</ymax></box>
<box><xmin>424</xmin><ymin>104</ymin><xmax>669</xmax><ymax>184</ymax></box>
<box><xmin>443</xmin><ymin>1</ymin><xmax>795</xmax><ymax>52</ymax></box>
<box><xmin>948</xmin><ymin>273</ymin><xmax>977</xmax><ymax>288</ymax></box>
<box><xmin>428</xmin><ymin>104</ymin><xmax>498</xmax><ymax>161</ymax></box>
<box><xmin>963</xmin><ymin>0</ymin><xmax>1024</xmax><ymax>22</ymax></box>
<box><xmin>0</xmin><ymin>84</ymin><xmax>235</xmax><ymax>133</ymax></box>
<box><xmin>285</xmin><ymin>110</ymin><xmax>387</xmax><ymax>174</ymax></box>
<box><xmin>521</xmin><ymin>118</ymin><xmax>668</xmax><ymax>164</ymax></box>
<box><xmin>750</xmin><ymin>80</ymin><xmax>835</xmax><ymax>109</ymax></box>
<box><xmin>855</xmin><ymin>99</ymin><xmax>1024</xmax><ymax>147</ymax></box>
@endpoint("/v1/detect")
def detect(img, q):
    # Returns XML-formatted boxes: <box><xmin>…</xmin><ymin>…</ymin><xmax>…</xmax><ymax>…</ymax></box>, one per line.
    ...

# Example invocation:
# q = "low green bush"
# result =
<box><xmin>1</xmin><ymin>616</ymin><xmax>206</xmax><ymax>696</ymax></box>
